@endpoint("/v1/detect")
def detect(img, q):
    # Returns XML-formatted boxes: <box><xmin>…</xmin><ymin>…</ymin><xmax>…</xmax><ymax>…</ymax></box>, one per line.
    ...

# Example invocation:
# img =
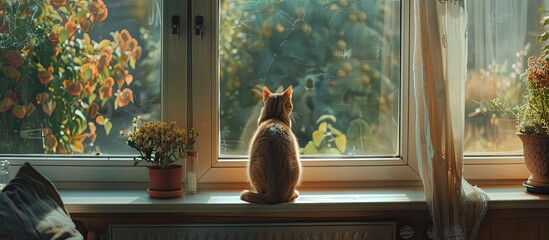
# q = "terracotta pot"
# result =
<box><xmin>518</xmin><ymin>133</ymin><xmax>549</xmax><ymax>194</ymax></box>
<box><xmin>147</xmin><ymin>165</ymin><xmax>183</xmax><ymax>199</ymax></box>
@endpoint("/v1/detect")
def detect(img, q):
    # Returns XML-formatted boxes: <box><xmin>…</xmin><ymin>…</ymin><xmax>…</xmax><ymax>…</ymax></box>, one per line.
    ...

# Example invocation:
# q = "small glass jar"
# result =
<box><xmin>185</xmin><ymin>150</ymin><xmax>198</xmax><ymax>194</ymax></box>
<box><xmin>0</xmin><ymin>160</ymin><xmax>10</xmax><ymax>191</ymax></box>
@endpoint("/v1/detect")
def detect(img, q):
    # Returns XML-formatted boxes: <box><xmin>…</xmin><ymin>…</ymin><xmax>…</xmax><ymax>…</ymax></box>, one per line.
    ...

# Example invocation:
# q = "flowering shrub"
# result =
<box><xmin>0</xmin><ymin>0</ymin><xmax>141</xmax><ymax>154</ymax></box>
<box><xmin>518</xmin><ymin>56</ymin><xmax>549</xmax><ymax>135</ymax></box>
<box><xmin>121</xmin><ymin>116</ymin><xmax>199</xmax><ymax>168</ymax></box>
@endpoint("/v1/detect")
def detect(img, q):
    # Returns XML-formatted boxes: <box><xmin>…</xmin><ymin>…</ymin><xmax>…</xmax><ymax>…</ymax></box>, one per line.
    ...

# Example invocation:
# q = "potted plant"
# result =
<box><xmin>516</xmin><ymin>10</ymin><xmax>549</xmax><ymax>193</ymax></box>
<box><xmin>121</xmin><ymin>116</ymin><xmax>198</xmax><ymax>198</ymax></box>
<box><xmin>517</xmin><ymin>54</ymin><xmax>549</xmax><ymax>194</ymax></box>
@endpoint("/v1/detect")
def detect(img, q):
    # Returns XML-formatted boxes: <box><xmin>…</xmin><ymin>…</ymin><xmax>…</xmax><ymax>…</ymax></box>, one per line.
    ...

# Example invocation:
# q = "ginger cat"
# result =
<box><xmin>240</xmin><ymin>86</ymin><xmax>302</xmax><ymax>204</ymax></box>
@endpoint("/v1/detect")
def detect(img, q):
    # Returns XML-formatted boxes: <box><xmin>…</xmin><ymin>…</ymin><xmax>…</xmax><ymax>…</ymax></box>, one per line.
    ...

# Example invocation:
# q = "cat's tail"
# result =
<box><xmin>240</xmin><ymin>190</ymin><xmax>298</xmax><ymax>205</ymax></box>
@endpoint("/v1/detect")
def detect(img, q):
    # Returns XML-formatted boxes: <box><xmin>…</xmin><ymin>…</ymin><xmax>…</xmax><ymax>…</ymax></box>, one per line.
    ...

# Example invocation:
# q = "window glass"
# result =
<box><xmin>465</xmin><ymin>1</ymin><xmax>545</xmax><ymax>155</ymax></box>
<box><xmin>0</xmin><ymin>0</ymin><xmax>161</xmax><ymax>155</ymax></box>
<box><xmin>219</xmin><ymin>0</ymin><xmax>401</xmax><ymax>157</ymax></box>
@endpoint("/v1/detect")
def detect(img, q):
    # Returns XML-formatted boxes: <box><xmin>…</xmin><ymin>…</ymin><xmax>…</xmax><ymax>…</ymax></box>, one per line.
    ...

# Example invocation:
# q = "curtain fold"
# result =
<box><xmin>413</xmin><ymin>1</ymin><xmax>488</xmax><ymax>239</ymax></box>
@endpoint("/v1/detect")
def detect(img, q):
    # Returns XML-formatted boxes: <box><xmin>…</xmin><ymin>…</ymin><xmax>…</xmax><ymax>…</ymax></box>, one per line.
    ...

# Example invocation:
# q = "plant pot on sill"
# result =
<box><xmin>518</xmin><ymin>133</ymin><xmax>549</xmax><ymax>194</ymax></box>
<box><xmin>147</xmin><ymin>165</ymin><xmax>183</xmax><ymax>199</ymax></box>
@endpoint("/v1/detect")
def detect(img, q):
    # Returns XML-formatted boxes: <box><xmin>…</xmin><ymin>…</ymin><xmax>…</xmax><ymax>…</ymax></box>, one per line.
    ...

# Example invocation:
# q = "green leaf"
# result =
<box><xmin>113</xmin><ymin>96</ymin><xmax>120</xmax><ymax>110</ymax></box>
<box><xmin>83</xmin><ymin>68</ymin><xmax>92</xmax><ymax>81</ymax></box>
<box><xmin>346</xmin><ymin>119</ymin><xmax>371</xmax><ymax>140</ymax></box>
<box><xmin>318</xmin><ymin>122</ymin><xmax>327</xmax><ymax>132</ymax></box>
<box><xmin>104</xmin><ymin>120</ymin><xmax>113</xmax><ymax>135</ymax></box>
<box><xmin>303</xmin><ymin>142</ymin><xmax>318</xmax><ymax>154</ymax></box>
<box><xmin>58</xmin><ymin>6</ymin><xmax>68</xmax><ymax>14</ymax></box>
<box><xmin>323</xmin><ymin>148</ymin><xmax>341</xmax><ymax>155</ymax></box>
<box><xmin>74</xmin><ymin>110</ymin><xmax>87</xmax><ymax>134</ymax></box>
<box><xmin>539</xmin><ymin>8</ymin><xmax>545</xmax><ymax>14</ymax></box>
<box><xmin>59</xmin><ymin>29</ymin><xmax>70</xmax><ymax>43</ymax></box>
<box><xmin>89</xmin><ymin>93</ymin><xmax>96</xmax><ymax>104</ymax></box>
<box><xmin>335</xmin><ymin>135</ymin><xmax>347</xmax><ymax>153</ymax></box>
<box><xmin>543</xmin><ymin>18</ymin><xmax>549</xmax><ymax>28</ymax></box>
<box><xmin>327</xmin><ymin>124</ymin><xmax>343</xmax><ymax>136</ymax></box>
<box><xmin>129</xmin><ymin>58</ymin><xmax>136</xmax><ymax>69</ymax></box>
<box><xmin>312</xmin><ymin>130</ymin><xmax>325</xmax><ymax>147</ymax></box>
<box><xmin>316</xmin><ymin>115</ymin><xmax>337</xmax><ymax>124</ymax></box>
<box><xmin>537</xmin><ymin>32</ymin><xmax>549</xmax><ymax>44</ymax></box>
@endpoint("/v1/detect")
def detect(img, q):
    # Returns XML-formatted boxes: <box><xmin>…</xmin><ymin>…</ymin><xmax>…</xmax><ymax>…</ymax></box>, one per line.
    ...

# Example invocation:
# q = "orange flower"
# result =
<box><xmin>42</xmin><ymin>99</ymin><xmax>56</xmax><ymax>116</ymax></box>
<box><xmin>38</xmin><ymin>70</ymin><xmax>53</xmax><ymax>85</ymax></box>
<box><xmin>97</xmin><ymin>47</ymin><xmax>113</xmax><ymax>71</ymax></box>
<box><xmin>82</xmin><ymin>83</ymin><xmax>96</xmax><ymax>97</ymax></box>
<box><xmin>87</xmin><ymin>102</ymin><xmax>99</xmax><ymax>119</ymax></box>
<box><xmin>4</xmin><ymin>50</ymin><xmax>24</xmax><ymax>68</ymax></box>
<box><xmin>64</xmin><ymin>16</ymin><xmax>77</xmax><ymax>37</ymax></box>
<box><xmin>0</xmin><ymin>97</ymin><xmax>14</xmax><ymax>113</ymax></box>
<box><xmin>88</xmin><ymin>122</ymin><xmax>97</xmax><ymax>143</ymax></box>
<box><xmin>70</xmin><ymin>133</ymin><xmax>87</xmax><ymax>153</ymax></box>
<box><xmin>99</xmin><ymin>77</ymin><xmax>114</xmax><ymax>100</ymax></box>
<box><xmin>44</xmin><ymin>133</ymin><xmax>58</xmax><ymax>152</ymax></box>
<box><xmin>128</xmin><ymin>38</ymin><xmax>138</xmax><ymax>52</ymax></box>
<box><xmin>104</xmin><ymin>77</ymin><xmax>115</xmax><ymax>87</ymax></box>
<box><xmin>81</xmin><ymin>56</ymin><xmax>99</xmax><ymax>80</ymax></box>
<box><xmin>26</xmin><ymin>103</ymin><xmax>36</xmax><ymax>116</ymax></box>
<box><xmin>117</xmin><ymin>29</ymin><xmax>132</xmax><ymax>50</ymax></box>
<box><xmin>47</xmin><ymin>30</ymin><xmax>59</xmax><ymax>47</ymax></box>
<box><xmin>88</xmin><ymin>0</ymin><xmax>108</xmax><ymax>22</ymax></box>
<box><xmin>57</xmin><ymin>143</ymin><xmax>68</xmax><ymax>154</ymax></box>
<box><xmin>50</xmin><ymin>0</ymin><xmax>66</xmax><ymax>8</ymax></box>
<box><xmin>117</xmin><ymin>88</ymin><xmax>134</xmax><ymax>107</ymax></box>
<box><xmin>63</xmin><ymin>80</ymin><xmax>82</xmax><ymax>96</ymax></box>
<box><xmin>96</xmin><ymin>115</ymin><xmax>106</xmax><ymax>125</ymax></box>
<box><xmin>11</xmin><ymin>105</ymin><xmax>27</xmax><ymax>119</ymax></box>
<box><xmin>35</xmin><ymin>92</ymin><xmax>50</xmax><ymax>104</ymax></box>
<box><xmin>132</xmin><ymin>46</ymin><xmax>142</xmax><ymax>62</ymax></box>
<box><xmin>63</xmin><ymin>80</ymin><xmax>83</xmax><ymax>96</ymax></box>
<box><xmin>76</xmin><ymin>15</ymin><xmax>91</xmax><ymax>33</ymax></box>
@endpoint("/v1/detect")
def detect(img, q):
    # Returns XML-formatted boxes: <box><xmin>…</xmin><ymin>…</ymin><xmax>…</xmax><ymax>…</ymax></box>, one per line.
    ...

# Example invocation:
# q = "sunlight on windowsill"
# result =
<box><xmin>59</xmin><ymin>186</ymin><xmax>549</xmax><ymax>214</ymax></box>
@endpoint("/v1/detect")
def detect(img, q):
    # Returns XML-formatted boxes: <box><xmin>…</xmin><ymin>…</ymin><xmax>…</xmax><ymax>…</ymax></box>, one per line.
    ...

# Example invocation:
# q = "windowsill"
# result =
<box><xmin>60</xmin><ymin>186</ymin><xmax>549</xmax><ymax>214</ymax></box>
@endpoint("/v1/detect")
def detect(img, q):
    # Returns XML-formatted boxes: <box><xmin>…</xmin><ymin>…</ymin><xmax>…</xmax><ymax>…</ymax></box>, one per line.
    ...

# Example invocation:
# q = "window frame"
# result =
<box><xmin>3</xmin><ymin>0</ymin><xmax>189</xmax><ymax>185</ymax></box>
<box><xmin>191</xmin><ymin>0</ymin><xmax>422</xmax><ymax>186</ymax></box>
<box><xmin>3</xmin><ymin>0</ymin><xmax>531</xmax><ymax>187</ymax></box>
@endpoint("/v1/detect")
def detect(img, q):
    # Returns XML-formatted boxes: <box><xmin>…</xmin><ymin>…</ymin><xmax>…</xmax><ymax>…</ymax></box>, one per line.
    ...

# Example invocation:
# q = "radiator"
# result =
<box><xmin>109</xmin><ymin>222</ymin><xmax>396</xmax><ymax>240</ymax></box>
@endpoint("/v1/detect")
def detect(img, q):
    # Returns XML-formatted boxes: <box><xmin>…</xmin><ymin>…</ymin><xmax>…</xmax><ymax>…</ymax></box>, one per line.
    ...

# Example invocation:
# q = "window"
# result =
<box><xmin>0</xmin><ymin>0</ymin><xmax>163</xmax><ymax>155</ymax></box>
<box><xmin>192</xmin><ymin>0</ymin><xmax>417</xmax><ymax>184</ymax></box>
<box><xmin>218</xmin><ymin>0</ymin><xmax>401</xmax><ymax>158</ymax></box>
<box><xmin>0</xmin><ymin>0</ymin><xmax>187</xmax><ymax>183</ymax></box>
<box><xmin>1</xmin><ymin>0</ymin><xmax>540</xmax><ymax>185</ymax></box>
<box><xmin>464</xmin><ymin>1</ymin><xmax>546</xmax><ymax>157</ymax></box>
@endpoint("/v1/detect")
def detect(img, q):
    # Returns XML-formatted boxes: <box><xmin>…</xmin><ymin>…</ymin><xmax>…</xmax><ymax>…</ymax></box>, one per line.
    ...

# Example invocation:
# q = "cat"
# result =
<box><xmin>240</xmin><ymin>85</ymin><xmax>302</xmax><ymax>204</ymax></box>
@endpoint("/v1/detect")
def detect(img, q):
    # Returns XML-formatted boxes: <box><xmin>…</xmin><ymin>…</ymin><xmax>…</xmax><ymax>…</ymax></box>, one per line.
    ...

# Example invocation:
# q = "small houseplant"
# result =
<box><xmin>517</xmin><ymin>55</ymin><xmax>549</xmax><ymax>194</ymax></box>
<box><xmin>121</xmin><ymin>116</ymin><xmax>198</xmax><ymax>198</ymax></box>
<box><xmin>518</xmin><ymin>10</ymin><xmax>549</xmax><ymax>193</ymax></box>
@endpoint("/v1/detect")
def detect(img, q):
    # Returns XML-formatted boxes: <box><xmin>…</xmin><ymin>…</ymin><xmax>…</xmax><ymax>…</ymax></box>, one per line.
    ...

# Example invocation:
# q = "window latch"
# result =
<box><xmin>195</xmin><ymin>15</ymin><xmax>204</xmax><ymax>39</ymax></box>
<box><xmin>171</xmin><ymin>15</ymin><xmax>180</xmax><ymax>35</ymax></box>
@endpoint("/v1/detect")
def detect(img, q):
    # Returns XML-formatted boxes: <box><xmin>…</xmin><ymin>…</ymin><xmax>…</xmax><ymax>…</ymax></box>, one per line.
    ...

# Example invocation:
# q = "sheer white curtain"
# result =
<box><xmin>468</xmin><ymin>0</ymin><xmax>528</xmax><ymax>71</ymax></box>
<box><xmin>413</xmin><ymin>1</ymin><xmax>488</xmax><ymax>239</ymax></box>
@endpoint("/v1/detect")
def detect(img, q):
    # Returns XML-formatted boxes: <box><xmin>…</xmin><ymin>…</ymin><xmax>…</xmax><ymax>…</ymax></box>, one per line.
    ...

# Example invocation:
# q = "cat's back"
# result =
<box><xmin>253</xmin><ymin>119</ymin><xmax>295</xmax><ymax>145</ymax></box>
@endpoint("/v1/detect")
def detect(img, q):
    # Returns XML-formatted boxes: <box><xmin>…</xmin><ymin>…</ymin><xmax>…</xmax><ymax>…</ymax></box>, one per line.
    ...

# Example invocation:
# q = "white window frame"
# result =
<box><xmin>3</xmin><ymin>0</ymin><xmax>189</xmax><ymax>186</ymax></box>
<box><xmin>2</xmin><ymin>0</ymin><xmax>531</xmax><ymax>187</ymax></box>
<box><xmin>190</xmin><ymin>0</ymin><xmax>421</xmax><ymax>187</ymax></box>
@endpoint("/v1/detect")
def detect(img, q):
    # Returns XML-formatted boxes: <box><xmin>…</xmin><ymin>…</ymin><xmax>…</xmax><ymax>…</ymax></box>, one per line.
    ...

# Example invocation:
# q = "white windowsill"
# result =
<box><xmin>60</xmin><ymin>186</ymin><xmax>549</xmax><ymax>214</ymax></box>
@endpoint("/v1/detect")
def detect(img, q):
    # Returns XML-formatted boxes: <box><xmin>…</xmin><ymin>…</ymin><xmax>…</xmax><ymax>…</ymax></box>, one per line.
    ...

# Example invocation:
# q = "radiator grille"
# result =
<box><xmin>109</xmin><ymin>222</ymin><xmax>395</xmax><ymax>240</ymax></box>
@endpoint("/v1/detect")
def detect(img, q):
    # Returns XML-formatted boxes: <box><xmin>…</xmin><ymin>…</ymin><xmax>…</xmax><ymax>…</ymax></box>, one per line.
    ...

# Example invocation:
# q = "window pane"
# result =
<box><xmin>219</xmin><ymin>0</ymin><xmax>401</xmax><ymax>157</ymax></box>
<box><xmin>0</xmin><ymin>0</ymin><xmax>162</xmax><ymax>155</ymax></box>
<box><xmin>465</xmin><ymin>1</ymin><xmax>545</xmax><ymax>155</ymax></box>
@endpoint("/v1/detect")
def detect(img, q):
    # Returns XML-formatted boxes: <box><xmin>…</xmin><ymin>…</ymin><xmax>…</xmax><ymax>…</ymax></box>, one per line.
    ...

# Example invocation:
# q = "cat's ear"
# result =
<box><xmin>283</xmin><ymin>85</ymin><xmax>293</xmax><ymax>100</ymax></box>
<box><xmin>263</xmin><ymin>86</ymin><xmax>271</xmax><ymax>102</ymax></box>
